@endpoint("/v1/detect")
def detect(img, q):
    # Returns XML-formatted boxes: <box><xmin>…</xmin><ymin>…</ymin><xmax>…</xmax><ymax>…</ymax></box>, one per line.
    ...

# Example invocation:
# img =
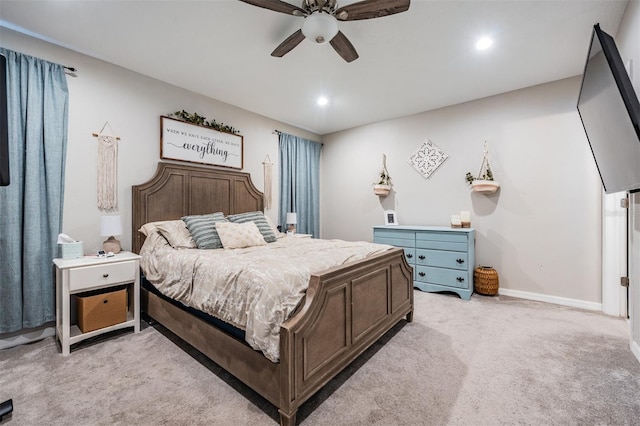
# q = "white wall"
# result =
<box><xmin>616</xmin><ymin>0</ymin><xmax>640</xmax><ymax>361</ymax></box>
<box><xmin>0</xmin><ymin>28</ymin><xmax>319</xmax><ymax>254</ymax></box>
<box><xmin>321</xmin><ymin>77</ymin><xmax>603</xmax><ymax>304</ymax></box>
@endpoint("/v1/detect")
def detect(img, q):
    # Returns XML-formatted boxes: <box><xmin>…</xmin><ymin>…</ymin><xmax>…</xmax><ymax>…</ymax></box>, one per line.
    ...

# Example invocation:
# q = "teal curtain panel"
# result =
<box><xmin>0</xmin><ymin>48</ymin><xmax>69</xmax><ymax>333</ymax></box>
<box><xmin>278</xmin><ymin>132</ymin><xmax>322</xmax><ymax>237</ymax></box>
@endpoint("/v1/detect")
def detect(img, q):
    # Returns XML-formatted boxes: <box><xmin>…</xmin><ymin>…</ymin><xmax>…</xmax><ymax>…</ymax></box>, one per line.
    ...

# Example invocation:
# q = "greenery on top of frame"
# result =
<box><xmin>169</xmin><ymin>110</ymin><xmax>240</xmax><ymax>134</ymax></box>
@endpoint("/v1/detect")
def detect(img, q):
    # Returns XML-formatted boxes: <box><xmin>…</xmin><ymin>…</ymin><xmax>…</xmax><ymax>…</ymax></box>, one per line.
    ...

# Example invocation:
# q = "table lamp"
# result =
<box><xmin>101</xmin><ymin>215</ymin><xmax>122</xmax><ymax>253</ymax></box>
<box><xmin>286</xmin><ymin>212</ymin><xmax>297</xmax><ymax>234</ymax></box>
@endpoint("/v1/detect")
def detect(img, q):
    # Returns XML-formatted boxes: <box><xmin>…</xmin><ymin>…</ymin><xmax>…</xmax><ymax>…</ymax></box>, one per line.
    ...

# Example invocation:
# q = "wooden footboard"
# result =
<box><xmin>277</xmin><ymin>247</ymin><xmax>413</xmax><ymax>425</ymax></box>
<box><xmin>141</xmin><ymin>248</ymin><xmax>412</xmax><ymax>425</ymax></box>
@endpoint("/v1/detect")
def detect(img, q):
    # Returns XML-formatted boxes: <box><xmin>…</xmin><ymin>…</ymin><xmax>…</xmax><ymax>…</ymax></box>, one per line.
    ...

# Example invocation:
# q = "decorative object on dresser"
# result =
<box><xmin>53</xmin><ymin>251</ymin><xmax>141</xmax><ymax>356</ymax></box>
<box><xmin>474</xmin><ymin>266</ymin><xmax>499</xmax><ymax>295</ymax></box>
<box><xmin>374</xmin><ymin>225</ymin><xmax>475</xmax><ymax>300</ymax></box>
<box><xmin>384</xmin><ymin>210</ymin><xmax>398</xmax><ymax>225</ymax></box>
<box><xmin>100</xmin><ymin>215</ymin><xmax>122</xmax><ymax>254</ymax></box>
<box><xmin>373</xmin><ymin>153</ymin><xmax>392</xmax><ymax>196</ymax></box>
<box><xmin>465</xmin><ymin>140</ymin><xmax>500</xmax><ymax>193</ymax></box>
<box><xmin>450</xmin><ymin>215</ymin><xmax>462</xmax><ymax>228</ymax></box>
<box><xmin>460</xmin><ymin>211</ymin><xmax>471</xmax><ymax>228</ymax></box>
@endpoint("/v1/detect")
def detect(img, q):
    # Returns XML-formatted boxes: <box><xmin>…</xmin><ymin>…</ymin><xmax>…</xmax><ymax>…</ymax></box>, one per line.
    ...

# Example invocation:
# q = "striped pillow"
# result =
<box><xmin>181</xmin><ymin>212</ymin><xmax>227</xmax><ymax>249</ymax></box>
<box><xmin>226</xmin><ymin>211</ymin><xmax>277</xmax><ymax>243</ymax></box>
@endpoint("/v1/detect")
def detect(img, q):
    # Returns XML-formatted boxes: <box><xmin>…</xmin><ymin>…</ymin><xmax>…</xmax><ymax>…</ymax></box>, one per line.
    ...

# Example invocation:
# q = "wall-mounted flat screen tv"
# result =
<box><xmin>577</xmin><ymin>24</ymin><xmax>640</xmax><ymax>194</ymax></box>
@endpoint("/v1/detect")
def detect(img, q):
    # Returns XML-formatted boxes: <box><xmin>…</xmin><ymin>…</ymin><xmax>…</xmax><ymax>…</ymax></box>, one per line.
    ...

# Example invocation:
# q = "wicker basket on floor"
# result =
<box><xmin>474</xmin><ymin>266</ymin><xmax>499</xmax><ymax>295</ymax></box>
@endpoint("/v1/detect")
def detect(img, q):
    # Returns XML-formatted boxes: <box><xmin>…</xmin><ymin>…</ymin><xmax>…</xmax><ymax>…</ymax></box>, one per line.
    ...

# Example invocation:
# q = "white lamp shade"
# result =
<box><xmin>301</xmin><ymin>12</ymin><xmax>338</xmax><ymax>44</ymax></box>
<box><xmin>286</xmin><ymin>212</ymin><xmax>297</xmax><ymax>225</ymax></box>
<box><xmin>100</xmin><ymin>215</ymin><xmax>122</xmax><ymax>237</ymax></box>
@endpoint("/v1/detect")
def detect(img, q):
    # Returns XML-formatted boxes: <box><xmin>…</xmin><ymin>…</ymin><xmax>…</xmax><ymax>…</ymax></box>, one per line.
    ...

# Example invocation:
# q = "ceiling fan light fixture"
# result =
<box><xmin>302</xmin><ymin>12</ymin><xmax>339</xmax><ymax>44</ymax></box>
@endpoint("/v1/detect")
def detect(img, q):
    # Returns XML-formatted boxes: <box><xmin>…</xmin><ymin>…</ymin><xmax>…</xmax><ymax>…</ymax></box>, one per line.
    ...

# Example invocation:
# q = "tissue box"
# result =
<box><xmin>59</xmin><ymin>241</ymin><xmax>83</xmax><ymax>259</ymax></box>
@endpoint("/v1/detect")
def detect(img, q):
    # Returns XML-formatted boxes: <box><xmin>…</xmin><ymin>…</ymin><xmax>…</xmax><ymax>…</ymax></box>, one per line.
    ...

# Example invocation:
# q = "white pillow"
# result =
<box><xmin>156</xmin><ymin>220</ymin><xmax>197</xmax><ymax>249</ymax></box>
<box><xmin>215</xmin><ymin>221</ymin><xmax>267</xmax><ymax>249</ymax></box>
<box><xmin>139</xmin><ymin>220</ymin><xmax>171</xmax><ymax>237</ymax></box>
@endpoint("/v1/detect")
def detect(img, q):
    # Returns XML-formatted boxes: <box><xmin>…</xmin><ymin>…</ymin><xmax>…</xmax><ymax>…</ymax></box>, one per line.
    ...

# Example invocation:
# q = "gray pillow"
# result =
<box><xmin>181</xmin><ymin>212</ymin><xmax>227</xmax><ymax>249</ymax></box>
<box><xmin>226</xmin><ymin>211</ymin><xmax>277</xmax><ymax>243</ymax></box>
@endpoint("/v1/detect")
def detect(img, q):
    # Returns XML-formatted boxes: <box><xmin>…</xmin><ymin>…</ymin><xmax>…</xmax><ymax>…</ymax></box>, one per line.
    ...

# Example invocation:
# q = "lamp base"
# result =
<box><xmin>103</xmin><ymin>236</ymin><xmax>121</xmax><ymax>254</ymax></box>
<box><xmin>287</xmin><ymin>224</ymin><xmax>296</xmax><ymax>235</ymax></box>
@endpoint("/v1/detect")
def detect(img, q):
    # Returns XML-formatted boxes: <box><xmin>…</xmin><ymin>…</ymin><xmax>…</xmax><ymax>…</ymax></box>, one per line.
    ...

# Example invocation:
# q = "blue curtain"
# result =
<box><xmin>278</xmin><ymin>133</ymin><xmax>322</xmax><ymax>237</ymax></box>
<box><xmin>0</xmin><ymin>48</ymin><xmax>69</xmax><ymax>333</ymax></box>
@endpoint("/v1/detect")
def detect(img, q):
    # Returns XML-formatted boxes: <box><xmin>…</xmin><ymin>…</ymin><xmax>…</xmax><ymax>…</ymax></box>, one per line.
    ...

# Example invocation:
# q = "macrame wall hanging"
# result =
<box><xmin>92</xmin><ymin>122</ymin><xmax>120</xmax><ymax>211</ymax></box>
<box><xmin>262</xmin><ymin>154</ymin><xmax>273</xmax><ymax>210</ymax></box>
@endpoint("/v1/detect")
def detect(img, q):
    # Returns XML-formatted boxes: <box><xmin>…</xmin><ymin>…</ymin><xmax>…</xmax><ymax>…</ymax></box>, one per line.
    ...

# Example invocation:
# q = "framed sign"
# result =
<box><xmin>384</xmin><ymin>210</ymin><xmax>398</xmax><ymax>226</ymax></box>
<box><xmin>160</xmin><ymin>116</ymin><xmax>243</xmax><ymax>169</ymax></box>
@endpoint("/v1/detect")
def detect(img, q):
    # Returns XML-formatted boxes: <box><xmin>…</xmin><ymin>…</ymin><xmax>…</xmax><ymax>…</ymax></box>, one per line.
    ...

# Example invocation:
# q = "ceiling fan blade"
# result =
<box><xmin>335</xmin><ymin>0</ymin><xmax>410</xmax><ymax>21</ymax></box>
<box><xmin>238</xmin><ymin>0</ymin><xmax>306</xmax><ymax>16</ymax></box>
<box><xmin>271</xmin><ymin>29</ymin><xmax>306</xmax><ymax>57</ymax></box>
<box><xmin>329</xmin><ymin>31</ymin><xmax>359</xmax><ymax>63</ymax></box>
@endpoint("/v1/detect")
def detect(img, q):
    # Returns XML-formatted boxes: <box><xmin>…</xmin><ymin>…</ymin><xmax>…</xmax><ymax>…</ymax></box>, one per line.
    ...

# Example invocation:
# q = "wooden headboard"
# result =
<box><xmin>132</xmin><ymin>162</ymin><xmax>264</xmax><ymax>253</ymax></box>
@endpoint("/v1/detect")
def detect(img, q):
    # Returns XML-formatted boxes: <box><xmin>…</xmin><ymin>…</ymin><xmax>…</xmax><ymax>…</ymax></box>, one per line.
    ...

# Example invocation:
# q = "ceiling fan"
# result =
<box><xmin>239</xmin><ymin>0</ymin><xmax>411</xmax><ymax>62</ymax></box>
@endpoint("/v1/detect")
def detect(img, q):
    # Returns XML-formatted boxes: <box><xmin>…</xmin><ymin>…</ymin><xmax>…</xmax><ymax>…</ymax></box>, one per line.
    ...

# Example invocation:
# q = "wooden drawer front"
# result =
<box><xmin>374</xmin><ymin>229</ymin><xmax>415</xmax><ymax>241</ymax></box>
<box><xmin>373</xmin><ymin>235</ymin><xmax>415</xmax><ymax>249</ymax></box>
<box><xmin>416</xmin><ymin>239</ymin><xmax>467</xmax><ymax>252</ymax></box>
<box><xmin>415</xmin><ymin>249</ymin><xmax>468</xmax><ymax>270</ymax></box>
<box><xmin>69</xmin><ymin>261</ymin><xmax>136</xmax><ymax>292</ymax></box>
<box><xmin>402</xmin><ymin>248</ymin><xmax>416</xmax><ymax>265</ymax></box>
<box><xmin>416</xmin><ymin>232</ymin><xmax>467</xmax><ymax>243</ymax></box>
<box><xmin>415</xmin><ymin>266</ymin><xmax>469</xmax><ymax>289</ymax></box>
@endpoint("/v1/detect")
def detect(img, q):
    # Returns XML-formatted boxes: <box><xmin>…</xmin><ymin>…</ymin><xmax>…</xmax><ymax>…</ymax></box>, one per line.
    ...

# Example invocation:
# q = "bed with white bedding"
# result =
<box><xmin>132</xmin><ymin>162</ymin><xmax>413</xmax><ymax>425</ymax></box>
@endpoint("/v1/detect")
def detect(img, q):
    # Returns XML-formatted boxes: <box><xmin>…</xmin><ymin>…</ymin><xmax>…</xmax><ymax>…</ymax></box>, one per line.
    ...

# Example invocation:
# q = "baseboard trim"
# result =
<box><xmin>0</xmin><ymin>325</ymin><xmax>55</xmax><ymax>350</ymax></box>
<box><xmin>498</xmin><ymin>288</ymin><xmax>603</xmax><ymax>311</ymax></box>
<box><xmin>632</xmin><ymin>339</ymin><xmax>640</xmax><ymax>363</ymax></box>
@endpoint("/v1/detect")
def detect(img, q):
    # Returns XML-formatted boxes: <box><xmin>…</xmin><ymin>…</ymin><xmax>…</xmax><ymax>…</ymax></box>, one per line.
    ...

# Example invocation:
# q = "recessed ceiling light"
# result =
<box><xmin>476</xmin><ymin>37</ymin><xmax>493</xmax><ymax>51</ymax></box>
<box><xmin>317</xmin><ymin>96</ymin><xmax>329</xmax><ymax>106</ymax></box>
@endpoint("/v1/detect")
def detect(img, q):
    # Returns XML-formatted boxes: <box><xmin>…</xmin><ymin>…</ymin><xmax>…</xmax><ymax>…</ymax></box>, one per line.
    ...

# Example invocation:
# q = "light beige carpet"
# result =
<box><xmin>1</xmin><ymin>291</ymin><xmax>639</xmax><ymax>425</ymax></box>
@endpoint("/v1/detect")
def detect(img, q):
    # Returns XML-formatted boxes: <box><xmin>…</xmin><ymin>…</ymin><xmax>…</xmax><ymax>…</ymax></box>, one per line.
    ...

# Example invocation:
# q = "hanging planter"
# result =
<box><xmin>465</xmin><ymin>141</ymin><xmax>500</xmax><ymax>194</ymax></box>
<box><xmin>373</xmin><ymin>154</ymin><xmax>392</xmax><ymax>197</ymax></box>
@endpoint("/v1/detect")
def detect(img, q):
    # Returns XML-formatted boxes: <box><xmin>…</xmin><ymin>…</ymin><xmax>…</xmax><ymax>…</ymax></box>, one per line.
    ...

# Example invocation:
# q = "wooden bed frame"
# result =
<box><xmin>132</xmin><ymin>162</ymin><xmax>414</xmax><ymax>425</ymax></box>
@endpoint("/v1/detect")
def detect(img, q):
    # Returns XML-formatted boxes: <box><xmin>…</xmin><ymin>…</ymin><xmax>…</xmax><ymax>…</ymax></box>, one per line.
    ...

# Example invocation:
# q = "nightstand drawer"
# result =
<box><xmin>68</xmin><ymin>260</ymin><xmax>136</xmax><ymax>292</ymax></box>
<box><xmin>415</xmin><ymin>249</ymin><xmax>468</xmax><ymax>270</ymax></box>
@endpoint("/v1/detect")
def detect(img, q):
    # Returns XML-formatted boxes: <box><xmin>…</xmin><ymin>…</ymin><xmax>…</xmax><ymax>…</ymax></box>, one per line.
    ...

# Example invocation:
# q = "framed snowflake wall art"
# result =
<box><xmin>408</xmin><ymin>139</ymin><xmax>449</xmax><ymax>179</ymax></box>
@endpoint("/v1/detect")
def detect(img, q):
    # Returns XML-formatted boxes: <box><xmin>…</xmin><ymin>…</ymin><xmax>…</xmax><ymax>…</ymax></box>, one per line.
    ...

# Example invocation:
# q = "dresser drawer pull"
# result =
<box><xmin>406</xmin><ymin>254</ymin><xmax>413</xmax><ymax>259</ymax></box>
<box><xmin>418</xmin><ymin>255</ymin><xmax>426</xmax><ymax>260</ymax></box>
<box><xmin>456</xmin><ymin>258</ymin><xmax>465</xmax><ymax>264</ymax></box>
<box><xmin>456</xmin><ymin>277</ymin><xmax>464</xmax><ymax>282</ymax></box>
<box><xmin>102</xmin><ymin>273</ymin><xmax>109</xmax><ymax>278</ymax></box>
<box><xmin>418</xmin><ymin>272</ymin><xmax>426</xmax><ymax>277</ymax></box>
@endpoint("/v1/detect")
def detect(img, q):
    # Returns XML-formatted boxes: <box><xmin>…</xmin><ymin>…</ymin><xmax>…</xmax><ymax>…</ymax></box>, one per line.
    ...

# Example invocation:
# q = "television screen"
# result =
<box><xmin>577</xmin><ymin>24</ymin><xmax>640</xmax><ymax>194</ymax></box>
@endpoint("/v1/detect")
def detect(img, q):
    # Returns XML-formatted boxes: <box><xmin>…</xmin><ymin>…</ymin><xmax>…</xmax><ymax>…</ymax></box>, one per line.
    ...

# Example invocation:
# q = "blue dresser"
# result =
<box><xmin>373</xmin><ymin>226</ymin><xmax>475</xmax><ymax>300</ymax></box>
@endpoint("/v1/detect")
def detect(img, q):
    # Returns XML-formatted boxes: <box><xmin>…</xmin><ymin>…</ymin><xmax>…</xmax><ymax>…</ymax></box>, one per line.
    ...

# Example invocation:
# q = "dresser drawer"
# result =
<box><xmin>402</xmin><ymin>248</ymin><xmax>416</xmax><ymax>265</ymax></box>
<box><xmin>68</xmin><ymin>260</ymin><xmax>137</xmax><ymax>292</ymax></box>
<box><xmin>415</xmin><ymin>249</ymin><xmax>468</xmax><ymax>270</ymax></box>
<box><xmin>415</xmin><ymin>265</ymin><xmax>469</xmax><ymax>289</ymax></box>
<box><xmin>416</xmin><ymin>232</ymin><xmax>467</xmax><ymax>243</ymax></box>
<box><xmin>374</xmin><ymin>236</ymin><xmax>416</xmax><ymax>249</ymax></box>
<box><xmin>416</xmin><ymin>239</ymin><xmax>467</xmax><ymax>252</ymax></box>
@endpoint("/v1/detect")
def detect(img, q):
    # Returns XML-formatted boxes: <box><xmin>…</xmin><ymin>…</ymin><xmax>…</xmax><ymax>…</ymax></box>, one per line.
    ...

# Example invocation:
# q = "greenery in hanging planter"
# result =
<box><xmin>170</xmin><ymin>110</ymin><xmax>240</xmax><ymax>134</ymax></box>
<box><xmin>376</xmin><ymin>169</ymin><xmax>392</xmax><ymax>186</ymax></box>
<box><xmin>465</xmin><ymin>164</ymin><xmax>494</xmax><ymax>185</ymax></box>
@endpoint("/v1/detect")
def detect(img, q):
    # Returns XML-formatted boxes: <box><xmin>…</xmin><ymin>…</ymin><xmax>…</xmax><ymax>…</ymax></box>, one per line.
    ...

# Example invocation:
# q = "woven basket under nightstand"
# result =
<box><xmin>474</xmin><ymin>266</ymin><xmax>499</xmax><ymax>295</ymax></box>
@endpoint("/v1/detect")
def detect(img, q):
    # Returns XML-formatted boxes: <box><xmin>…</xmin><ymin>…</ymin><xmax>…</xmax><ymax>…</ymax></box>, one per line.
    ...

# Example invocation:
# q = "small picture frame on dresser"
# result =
<box><xmin>384</xmin><ymin>210</ymin><xmax>398</xmax><ymax>225</ymax></box>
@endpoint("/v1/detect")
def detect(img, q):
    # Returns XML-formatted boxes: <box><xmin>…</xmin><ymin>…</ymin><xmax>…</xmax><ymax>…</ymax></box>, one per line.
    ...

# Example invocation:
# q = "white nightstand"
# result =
<box><xmin>53</xmin><ymin>251</ymin><xmax>141</xmax><ymax>356</ymax></box>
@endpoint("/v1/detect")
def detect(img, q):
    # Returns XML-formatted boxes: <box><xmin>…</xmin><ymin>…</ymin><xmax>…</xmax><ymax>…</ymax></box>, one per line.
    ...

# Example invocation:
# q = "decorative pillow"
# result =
<box><xmin>263</xmin><ymin>214</ymin><xmax>285</xmax><ymax>238</ymax></box>
<box><xmin>215</xmin><ymin>221</ymin><xmax>267</xmax><ymax>249</ymax></box>
<box><xmin>226</xmin><ymin>211</ymin><xmax>277</xmax><ymax>243</ymax></box>
<box><xmin>139</xmin><ymin>220</ymin><xmax>170</xmax><ymax>237</ymax></box>
<box><xmin>156</xmin><ymin>220</ymin><xmax>197</xmax><ymax>249</ymax></box>
<box><xmin>181</xmin><ymin>212</ymin><xmax>227</xmax><ymax>249</ymax></box>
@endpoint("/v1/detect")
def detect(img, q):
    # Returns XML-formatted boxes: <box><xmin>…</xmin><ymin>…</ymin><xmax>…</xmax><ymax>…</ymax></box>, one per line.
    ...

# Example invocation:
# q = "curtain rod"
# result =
<box><xmin>64</xmin><ymin>66</ymin><xmax>77</xmax><ymax>72</ymax></box>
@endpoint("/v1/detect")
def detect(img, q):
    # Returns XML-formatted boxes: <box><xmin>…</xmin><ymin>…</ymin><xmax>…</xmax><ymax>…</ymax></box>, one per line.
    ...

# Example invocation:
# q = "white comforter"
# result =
<box><xmin>140</xmin><ymin>232</ymin><xmax>392</xmax><ymax>362</ymax></box>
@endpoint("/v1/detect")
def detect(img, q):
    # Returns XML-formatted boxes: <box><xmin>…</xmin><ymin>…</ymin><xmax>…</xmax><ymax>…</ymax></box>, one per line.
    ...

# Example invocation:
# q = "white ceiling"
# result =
<box><xmin>0</xmin><ymin>0</ymin><xmax>630</xmax><ymax>135</ymax></box>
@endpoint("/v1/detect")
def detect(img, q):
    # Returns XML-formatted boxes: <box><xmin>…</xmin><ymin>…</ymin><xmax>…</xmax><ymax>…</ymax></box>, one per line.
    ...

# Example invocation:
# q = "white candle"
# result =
<box><xmin>460</xmin><ymin>211</ymin><xmax>470</xmax><ymax>223</ymax></box>
<box><xmin>451</xmin><ymin>215</ymin><xmax>461</xmax><ymax>225</ymax></box>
